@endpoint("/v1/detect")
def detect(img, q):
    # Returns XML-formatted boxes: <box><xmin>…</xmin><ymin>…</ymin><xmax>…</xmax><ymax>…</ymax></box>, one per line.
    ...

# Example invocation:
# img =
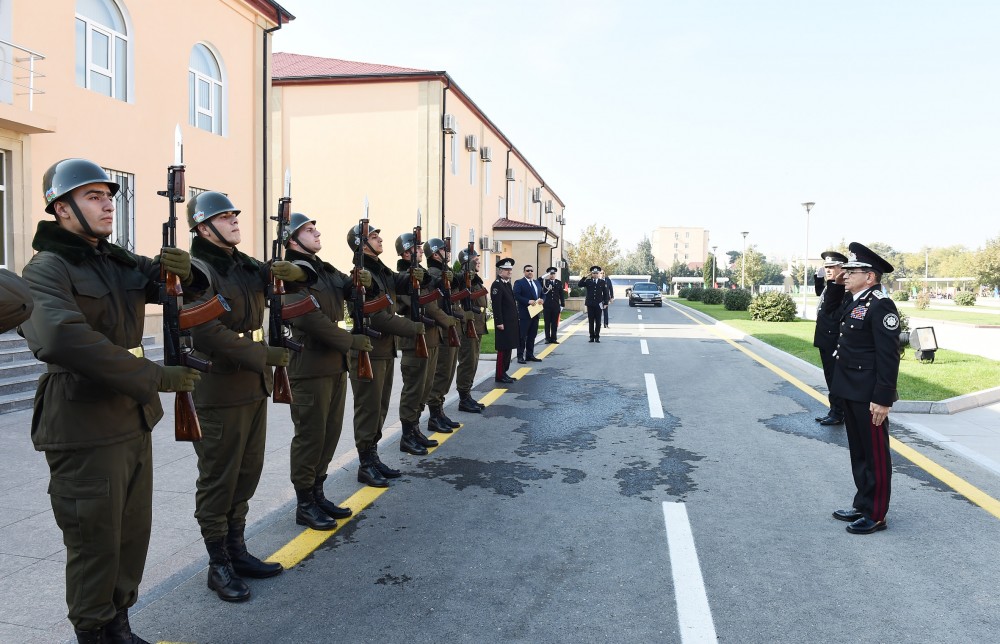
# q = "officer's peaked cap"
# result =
<box><xmin>820</xmin><ymin>251</ymin><xmax>848</xmax><ymax>267</ymax></box>
<box><xmin>545</xmin><ymin>266</ymin><xmax>557</xmax><ymax>274</ymax></box>
<box><xmin>590</xmin><ymin>265</ymin><xmax>602</xmax><ymax>273</ymax></box>
<box><xmin>843</xmin><ymin>242</ymin><xmax>893</xmax><ymax>274</ymax></box>
<box><xmin>496</xmin><ymin>258</ymin><xmax>515</xmax><ymax>269</ymax></box>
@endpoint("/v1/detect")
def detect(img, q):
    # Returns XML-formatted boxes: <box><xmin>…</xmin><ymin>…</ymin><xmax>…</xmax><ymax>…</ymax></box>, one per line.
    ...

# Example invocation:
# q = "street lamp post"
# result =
<box><xmin>711</xmin><ymin>245</ymin><xmax>717</xmax><ymax>288</ymax></box>
<box><xmin>740</xmin><ymin>231</ymin><xmax>749</xmax><ymax>289</ymax></box>
<box><xmin>801</xmin><ymin>202</ymin><xmax>815</xmax><ymax>318</ymax></box>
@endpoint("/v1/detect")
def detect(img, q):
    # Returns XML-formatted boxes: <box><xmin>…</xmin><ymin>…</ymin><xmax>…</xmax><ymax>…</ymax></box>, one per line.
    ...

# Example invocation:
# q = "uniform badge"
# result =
<box><xmin>44</xmin><ymin>187</ymin><xmax>57</xmax><ymax>203</ymax></box>
<box><xmin>492</xmin><ymin>287</ymin><xmax>498</xmax><ymax>295</ymax></box>
<box><xmin>850</xmin><ymin>305</ymin><xmax>868</xmax><ymax>320</ymax></box>
<box><xmin>883</xmin><ymin>313</ymin><xmax>899</xmax><ymax>330</ymax></box>
<box><xmin>193</xmin><ymin>211</ymin><xmax>207</xmax><ymax>223</ymax></box>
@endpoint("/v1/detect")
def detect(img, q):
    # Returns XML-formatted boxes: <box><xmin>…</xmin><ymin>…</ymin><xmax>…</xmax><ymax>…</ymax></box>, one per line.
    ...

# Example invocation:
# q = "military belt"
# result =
<box><xmin>128</xmin><ymin>346</ymin><xmax>144</xmax><ymax>358</ymax></box>
<box><xmin>46</xmin><ymin>345</ymin><xmax>144</xmax><ymax>373</ymax></box>
<box><xmin>238</xmin><ymin>328</ymin><xmax>265</xmax><ymax>342</ymax></box>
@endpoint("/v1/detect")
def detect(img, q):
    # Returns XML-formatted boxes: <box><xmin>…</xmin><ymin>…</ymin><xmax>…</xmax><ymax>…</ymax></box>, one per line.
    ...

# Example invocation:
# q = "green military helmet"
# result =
<box><xmin>347</xmin><ymin>222</ymin><xmax>381</xmax><ymax>252</ymax></box>
<box><xmin>187</xmin><ymin>191</ymin><xmax>240</xmax><ymax>231</ymax></box>
<box><xmin>43</xmin><ymin>158</ymin><xmax>119</xmax><ymax>215</ymax></box>
<box><xmin>423</xmin><ymin>237</ymin><xmax>446</xmax><ymax>257</ymax></box>
<box><xmin>457</xmin><ymin>247</ymin><xmax>479</xmax><ymax>264</ymax></box>
<box><xmin>395</xmin><ymin>232</ymin><xmax>417</xmax><ymax>256</ymax></box>
<box><xmin>284</xmin><ymin>212</ymin><xmax>316</xmax><ymax>245</ymax></box>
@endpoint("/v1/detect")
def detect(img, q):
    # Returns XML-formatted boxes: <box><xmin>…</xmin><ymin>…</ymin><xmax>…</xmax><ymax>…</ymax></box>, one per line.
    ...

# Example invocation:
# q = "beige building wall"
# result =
<box><xmin>651</xmin><ymin>226</ymin><xmax>710</xmax><ymax>270</ymax></box>
<box><xmin>0</xmin><ymin>0</ymin><xmax>285</xmax><ymax>272</ymax></box>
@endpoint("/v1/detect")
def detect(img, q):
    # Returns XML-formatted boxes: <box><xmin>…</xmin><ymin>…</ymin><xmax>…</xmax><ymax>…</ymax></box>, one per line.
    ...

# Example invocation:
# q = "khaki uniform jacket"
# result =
<box><xmin>20</xmin><ymin>221</ymin><xmax>165</xmax><ymax>451</ymax></box>
<box><xmin>355</xmin><ymin>253</ymin><xmax>418</xmax><ymax>360</ymax></box>
<box><xmin>284</xmin><ymin>249</ymin><xmax>354</xmax><ymax>378</ymax></box>
<box><xmin>395</xmin><ymin>258</ymin><xmax>451</xmax><ymax>350</ymax></box>
<box><xmin>455</xmin><ymin>268</ymin><xmax>488</xmax><ymax>335</ymax></box>
<box><xmin>0</xmin><ymin>268</ymin><xmax>33</xmax><ymax>333</ymax></box>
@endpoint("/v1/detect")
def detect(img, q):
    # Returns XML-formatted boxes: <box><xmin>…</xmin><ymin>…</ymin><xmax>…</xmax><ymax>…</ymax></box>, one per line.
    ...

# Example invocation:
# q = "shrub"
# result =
<box><xmin>891</xmin><ymin>290</ymin><xmax>909</xmax><ymax>302</ymax></box>
<box><xmin>686</xmin><ymin>288</ymin><xmax>705</xmax><ymax>301</ymax></box>
<box><xmin>701</xmin><ymin>288</ymin><xmax>725</xmax><ymax>304</ymax></box>
<box><xmin>955</xmin><ymin>291</ymin><xmax>976</xmax><ymax>306</ymax></box>
<box><xmin>569</xmin><ymin>287</ymin><xmax>585</xmax><ymax>298</ymax></box>
<box><xmin>724</xmin><ymin>289</ymin><xmax>752</xmax><ymax>311</ymax></box>
<box><xmin>748</xmin><ymin>291</ymin><xmax>797</xmax><ymax>322</ymax></box>
<box><xmin>678</xmin><ymin>287</ymin><xmax>691</xmax><ymax>299</ymax></box>
<box><xmin>914</xmin><ymin>291</ymin><xmax>931</xmax><ymax>310</ymax></box>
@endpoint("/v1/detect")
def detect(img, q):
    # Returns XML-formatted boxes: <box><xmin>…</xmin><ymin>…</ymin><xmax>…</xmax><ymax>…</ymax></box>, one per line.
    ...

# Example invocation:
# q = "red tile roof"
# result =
<box><xmin>492</xmin><ymin>218</ymin><xmax>547</xmax><ymax>231</ymax></box>
<box><xmin>272</xmin><ymin>52</ymin><xmax>431</xmax><ymax>78</ymax></box>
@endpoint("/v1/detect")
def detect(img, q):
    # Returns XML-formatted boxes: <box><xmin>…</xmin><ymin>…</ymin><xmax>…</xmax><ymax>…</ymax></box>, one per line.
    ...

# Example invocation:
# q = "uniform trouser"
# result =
<box><xmin>456</xmin><ymin>333</ymin><xmax>482</xmax><ymax>393</ymax></box>
<box><xmin>350</xmin><ymin>356</ymin><xmax>394</xmax><ymax>451</ymax></box>
<box><xmin>587</xmin><ymin>305</ymin><xmax>603</xmax><ymax>338</ymax></box>
<box><xmin>289</xmin><ymin>372</ymin><xmax>348</xmax><ymax>490</ymax></box>
<box><xmin>819</xmin><ymin>350</ymin><xmax>843</xmax><ymax>417</ymax></box>
<box><xmin>603</xmin><ymin>304</ymin><xmax>610</xmax><ymax>325</ymax></box>
<box><xmin>46</xmin><ymin>432</ymin><xmax>152</xmax><ymax>631</ymax></box>
<box><xmin>517</xmin><ymin>315</ymin><xmax>539</xmax><ymax>359</ymax></box>
<box><xmin>495</xmin><ymin>349</ymin><xmax>512</xmax><ymax>379</ymax></box>
<box><xmin>427</xmin><ymin>343</ymin><xmax>458</xmax><ymax>408</ymax></box>
<box><xmin>841</xmin><ymin>399</ymin><xmax>892</xmax><ymax>521</ymax></box>
<box><xmin>400</xmin><ymin>346</ymin><xmax>437</xmax><ymax>423</ymax></box>
<box><xmin>543</xmin><ymin>305</ymin><xmax>560</xmax><ymax>341</ymax></box>
<box><xmin>193</xmin><ymin>399</ymin><xmax>268</xmax><ymax>539</ymax></box>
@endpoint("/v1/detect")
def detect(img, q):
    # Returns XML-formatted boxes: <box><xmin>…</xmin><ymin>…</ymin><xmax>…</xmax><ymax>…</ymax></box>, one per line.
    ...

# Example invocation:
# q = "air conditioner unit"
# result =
<box><xmin>505</xmin><ymin>168</ymin><xmax>515</xmax><ymax>181</ymax></box>
<box><xmin>465</xmin><ymin>135</ymin><xmax>478</xmax><ymax>151</ymax></box>
<box><xmin>480</xmin><ymin>146</ymin><xmax>492</xmax><ymax>162</ymax></box>
<box><xmin>479</xmin><ymin>235</ymin><xmax>491</xmax><ymax>250</ymax></box>
<box><xmin>493</xmin><ymin>241</ymin><xmax>504</xmax><ymax>253</ymax></box>
<box><xmin>544</xmin><ymin>200</ymin><xmax>553</xmax><ymax>213</ymax></box>
<box><xmin>531</xmin><ymin>187</ymin><xmax>541</xmax><ymax>203</ymax></box>
<box><xmin>442</xmin><ymin>114</ymin><xmax>456</xmax><ymax>134</ymax></box>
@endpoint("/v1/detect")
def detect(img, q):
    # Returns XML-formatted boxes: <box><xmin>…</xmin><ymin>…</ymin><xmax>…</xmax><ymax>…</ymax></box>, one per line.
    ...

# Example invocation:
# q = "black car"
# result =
<box><xmin>628</xmin><ymin>282</ymin><xmax>662</xmax><ymax>307</ymax></box>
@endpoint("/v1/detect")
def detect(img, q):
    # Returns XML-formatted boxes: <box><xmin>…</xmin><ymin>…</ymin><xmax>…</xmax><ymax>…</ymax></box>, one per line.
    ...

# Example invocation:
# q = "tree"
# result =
<box><xmin>567</xmin><ymin>224</ymin><xmax>620</xmax><ymax>276</ymax></box>
<box><xmin>732</xmin><ymin>245</ymin><xmax>765</xmax><ymax>290</ymax></box>
<box><xmin>618</xmin><ymin>237</ymin><xmax>656</xmax><ymax>276</ymax></box>
<box><xmin>760</xmin><ymin>261</ymin><xmax>786</xmax><ymax>285</ymax></box>
<box><xmin>976</xmin><ymin>235</ymin><xmax>1000</xmax><ymax>289</ymax></box>
<box><xmin>703</xmin><ymin>252</ymin><xmax>717</xmax><ymax>288</ymax></box>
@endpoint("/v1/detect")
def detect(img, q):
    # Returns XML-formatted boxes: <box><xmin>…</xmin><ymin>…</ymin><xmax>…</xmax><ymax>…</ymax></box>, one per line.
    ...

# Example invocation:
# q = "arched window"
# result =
<box><xmin>189</xmin><ymin>44</ymin><xmax>225</xmax><ymax>135</ymax></box>
<box><xmin>75</xmin><ymin>0</ymin><xmax>130</xmax><ymax>101</ymax></box>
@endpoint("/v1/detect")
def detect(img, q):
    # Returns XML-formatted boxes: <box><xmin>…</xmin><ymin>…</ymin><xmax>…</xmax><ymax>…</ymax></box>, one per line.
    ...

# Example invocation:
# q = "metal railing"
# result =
<box><xmin>0</xmin><ymin>38</ymin><xmax>45</xmax><ymax>111</ymax></box>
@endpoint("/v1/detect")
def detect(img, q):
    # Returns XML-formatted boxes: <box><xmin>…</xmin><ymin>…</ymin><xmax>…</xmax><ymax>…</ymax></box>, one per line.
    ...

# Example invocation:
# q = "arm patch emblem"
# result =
<box><xmin>883</xmin><ymin>313</ymin><xmax>899</xmax><ymax>330</ymax></box>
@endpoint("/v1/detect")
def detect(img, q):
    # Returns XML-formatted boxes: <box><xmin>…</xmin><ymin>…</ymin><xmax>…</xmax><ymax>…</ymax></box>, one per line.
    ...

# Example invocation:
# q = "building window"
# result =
<box><xmin>686</xmin><ymin>231</ymin><xmax>690</xmax><ymax>237</ymax></box>
<box><xmin>189</xmin><ymin>44</ymin><xmax>225</xmax><ymax>135</ymax></box>
<box><xmin>75</xmin><ymin>0</ymin><xmax>130</xmax><ymax>101</ymax></box>
<box><xmin>485</xmin><ymin>161</ymin><xmax>491</xmax><ymax>195</ymax></box>
<box><xmin>498</xmin><ymin>197</ymin><xmax>505</xmax><ymax>218</ymax></box>
<box><xmin>0</xmin><ymin>150</ymin><xmax>8</xmax><ymax>267</ymax></box>
<box><xmin>450</xmin><ymin>127</ymin><xmax>458</xmax><ymax>175</ymax></box>
<box><xmin>469</xmin><ymin>150</ymin><xmax>476</xmax><ymax>185</ymax></box>
<box><xmin>103</xmin><ymin>167</ymin><xmax>134</xmax><ymax>251</ymax></box>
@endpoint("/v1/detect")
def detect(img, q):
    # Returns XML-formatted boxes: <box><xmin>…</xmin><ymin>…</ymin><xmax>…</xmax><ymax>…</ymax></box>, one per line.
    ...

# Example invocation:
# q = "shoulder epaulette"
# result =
<box><xmin>871</xmin><ymin>289</ymin><xmax>885</xmax><ymax>299</ymax></box>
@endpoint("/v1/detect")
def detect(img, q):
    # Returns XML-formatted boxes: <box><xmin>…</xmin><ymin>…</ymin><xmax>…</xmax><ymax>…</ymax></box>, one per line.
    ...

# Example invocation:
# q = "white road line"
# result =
<box><xmin>662</xmin><ymin>502</ymin><xmax>718</xmax><ymax>643</ymax></box>
<box><xmin>645</xmin><ymin>373</ymin><xmax>663</xmax><ymax>418</ymax></box>
<box><xmin>638</xmin><ymin>314</ymin><xmax>643</xmax><ymax>320</ymax></box>
<box><xmin>640</xmin><ymin>339</ymin><xmax>649</xmax><ymax>354</ymax></box>
<box><xmin>639</xmin><ymin>323</ymin><xmax>645</xmax><ymax>333</ymax></box>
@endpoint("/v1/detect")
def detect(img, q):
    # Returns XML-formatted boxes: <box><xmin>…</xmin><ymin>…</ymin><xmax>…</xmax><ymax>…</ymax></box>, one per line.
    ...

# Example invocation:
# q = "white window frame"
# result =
<box><xmin>484</xmin><ymin>160</ymin><xmax>491</xmax><ymax>195</ymax></box>
<box><xmin>103</xmin><ymin>166</ymin><xmax>135</xmax><ymax>251</ymax></box>
<box><xmin>469</xmin><ymin>150</ymin><xmax>476</xmax><ymax>185</ymax></box>
<box><xmin>0</xmin><ymin>149</ymin><xmax>8</xmax><ymax>267</ymax></box>
<box><xmin>189</xmin><ymin>43</ymin><xmax>225</xmax><ymax>136</ymax></box>
<box><xmin>75</xmin><ymin>0</ymin><xmax>131</xmax><ymax>102</ymax></box>
<box><xmin>450</xmin><ymin>126</ymin><xmax>459</xmax><ymax>175</ymax></box>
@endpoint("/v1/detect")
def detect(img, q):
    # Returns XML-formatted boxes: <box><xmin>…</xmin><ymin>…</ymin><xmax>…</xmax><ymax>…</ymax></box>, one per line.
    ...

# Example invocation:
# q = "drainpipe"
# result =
<box><xmin>262</xmin><ymin>10</ymin><xmax>284</xmax><ymax>256</ymax></box>
<box><xmin>440</xmin><ymin>78</ymin><xmax>451</xmax><ymax>238</ymax></box>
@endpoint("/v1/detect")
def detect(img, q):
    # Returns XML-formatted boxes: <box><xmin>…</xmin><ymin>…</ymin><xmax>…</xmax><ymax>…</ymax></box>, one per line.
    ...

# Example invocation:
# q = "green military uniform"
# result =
<box><xmin>284</xmin><ymin>245</ymin><xmax>356</xmax><ymax>529</ymax></box>
<box><xmin>349</xmin><ymin>239</ymin><xmax>421</xmax><ymax>487</ymax></box>
<box><xmin>424</xmin><ymin>253</ymin><xmax>462</xmax><ymax>430</ymax></box>
<box><xmin>22</xmin><ymin>222</ymin><xmax>167</xmax><ymax>634</ymax></box>
<box><xmin>0</xmin><ymin>268</ymin><xmax>33</xmax><ymax>332</ymax></box>
<box><xmin>455</xmin><ymin>253</ymin><xmax>489</xmax><ymax>411</ymax></box>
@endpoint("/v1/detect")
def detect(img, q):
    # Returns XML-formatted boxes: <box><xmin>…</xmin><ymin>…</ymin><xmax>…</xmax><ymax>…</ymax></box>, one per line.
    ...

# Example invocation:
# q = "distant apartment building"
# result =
<box><xmin>651</xmin><ymin>226</ymin><xmax>710</xmax><ymax>270</ymax></box>
<box><xmin>270</xmin><ymin>52</ymin><xmax>566</xmax><ymax>281</ymax></box>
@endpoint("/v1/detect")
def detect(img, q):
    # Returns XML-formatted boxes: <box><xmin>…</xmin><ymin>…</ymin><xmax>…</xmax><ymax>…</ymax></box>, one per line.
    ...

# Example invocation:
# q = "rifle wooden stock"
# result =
<box><xmin>362</xmin><ymin>293</ymin><xmax>391</xmax><ymax>315</ymax></box>
<box><xmin>470</xmin><ymin>287</ymin><xmax>488</xmax><ymax>299</ymax></box>
<box><xmin>174</xmin><ymin>392</ymin><xmax>202</xmax><ymax>442</ymax></box>
<box><xmin>281</xmin><ymin>294</ymin><xmax>319</xmax><ymax>321</ymax></box>
<box><xmin>356</xmin><ymin>350</ymin><xmax>374</xmax><ymax>382</ymax></box>
<box><xmin>465</xmin><ymin>317</ymin><xmax>477</xmax><ymax>339</ymax></box>
<box><xmin>446</xmin><ymin>324</ymin><xmax>461</xmax><ymax>347</ymax></box>
<box><xmin>418</xmin><ymin>290</ymin><xmax>442</xmax><ymax>306</ymax></box>
<box><xmin>273</xmin><ymin>366</ymin><xmax>293</xmax><ymax>404</ymax></box>
<box><xmin>414</xmin><ymin>330</ymin><xmax>429</xmax><ymax>359</ymax></box>
<box><xmin>179</xmin><ymin>295</ymin><xmax>230</xmax><ymax>330</ymax></box>
<box><xmin>450</xmin><ymin>289</ymin><xmax>471</xmax><ymax>303</ymax></box>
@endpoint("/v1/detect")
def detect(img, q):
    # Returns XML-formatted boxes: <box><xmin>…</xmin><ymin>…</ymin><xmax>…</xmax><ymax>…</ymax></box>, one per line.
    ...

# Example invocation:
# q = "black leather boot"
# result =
<box><xmin>204</xmin><ymin>537</ymin><xmax>251</xmax><ymax>602</ymax></box>
<box><xmin>102</xmin><ymin>608</ymin><xmax>151</xmax><ymax>644</ymax></box>
<box><xmin>313</xmin><ymin>476</ymin><xmax>352</xmax><ymax>519</ymax></box>
<box><xmin>225</xmin><ymin>524</ymin><xmax>283</xmax><ymax>579</ymax></box>
<box><xmin>369</xmin><ymin>447</ymin><xmax>401</xmax><ymax>478</ymax></box>
<box><xmin>295</xmin><ymin>487</ymin><xmax>338</xmax><ymax>530</ymax></box>
<box><xmin>431</xmin><ymin>406</ymin><xmax>461</xmax><ymax>429</ymax></box>
<box><xmin>458</xmin><ymin>392</ymin><xmax>483</xmax><ymax>413</ymax></box>
<box><xmin>413</xmin><ymin>424</ymin><xmax>439</xmax><ymax>447</ymax></box>
<box><xmin>399</xmin><ymin>422</ymin><xmax>429</xmax><ymax>455</ymax></box>
<box><xmin>75</xmin><ymin>628</ymin><xmax>104</xmax><ymax>644</ymax></box>
<box><xmin>357</xmin><ymin>449</ymin><xmax>389</xmax><ymax>487</ymax></box>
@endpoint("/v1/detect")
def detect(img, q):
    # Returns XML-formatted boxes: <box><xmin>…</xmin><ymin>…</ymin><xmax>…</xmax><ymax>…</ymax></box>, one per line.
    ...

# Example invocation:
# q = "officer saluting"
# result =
<box><xmin>578</xmin><ymin>266</ymin><xmax>610</xmax><ymax>343</ymax></box>
<box><xmin>541</xmin><ymin>266</ymin><xmax>564</xmax><ymax>344</ymax></box>
<box><xmin>829</xmin><ymin>242</ymin><xmax>900</xmax><ymax>535</ymax></box>
<box><xmin>813</xmin><ymin>251</ymin><xmax>847</xmax><ymax>426</ymax></box>
<box><xmin>490</xmin><ymin>257</ymin><xmax>519</xmax><ymax>382</ymax></box>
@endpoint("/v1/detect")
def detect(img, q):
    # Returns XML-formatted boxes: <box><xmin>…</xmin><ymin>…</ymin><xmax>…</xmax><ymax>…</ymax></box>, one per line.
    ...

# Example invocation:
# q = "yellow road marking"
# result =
<box><xmin>478</xmin><ymin>389</ymin><xmax>506</xmax><ymax>407</ymax></box>
<box><xmin>666</xmin><ymin>301</ymin><xmax>1000</xmax><ymax>521</ymax></box>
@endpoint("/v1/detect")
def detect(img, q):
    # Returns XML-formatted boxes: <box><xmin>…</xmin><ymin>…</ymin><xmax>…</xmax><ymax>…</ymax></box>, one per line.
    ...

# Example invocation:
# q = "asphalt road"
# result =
<box><xmin>131</xmin><ymin>301</ymin><xmax>1000</xmax><ymax>644</ymax></box>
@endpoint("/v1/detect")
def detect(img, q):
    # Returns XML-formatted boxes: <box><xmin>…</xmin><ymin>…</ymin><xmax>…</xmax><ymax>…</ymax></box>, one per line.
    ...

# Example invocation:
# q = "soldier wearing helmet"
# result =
<box><xmin>346</xmin><ymin>222</ymin><xmax>425</xmax><ymax>488</ymax></box>
<box><xmin>184</xmin><ymin>190</ymin><xmax>312</xmax><ymax>601</ymax></box>
<box><xmin>20</xmin><ymin>158</ymin><xmax>202</xmax><ymax>643</ymax></box>
<box><xmin>422</xmin><ymin>237</ymin><xmax>463</xmax><ymax>432</ymax></box>
<box><xmin>394</xmin><ymin>233</ymin><xmax>453</xmax><ymax>457</ymax></box>
<box><xmin>281</xmin><ymin>213</ymin><xmax>373</xmax><ymax>530</ymax></box>
<box><xmin>454</xmin><ymin>246</ymin><xmax>488</xmax><ymax>412</ymax></box>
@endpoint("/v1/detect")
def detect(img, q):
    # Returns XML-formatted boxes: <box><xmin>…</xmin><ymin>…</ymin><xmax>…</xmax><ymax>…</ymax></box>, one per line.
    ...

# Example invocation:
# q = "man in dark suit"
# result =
<box><xmin>829</xmin><ymin>242</ymin><xmax>900</xmax><ymax>535</ymax></box>
<box><xmin>600</xmin><ymin>270</ymin><xmax>614</xmax><ymax>328</ymax></box>
<box><xmin>513</xmin><ymin>264</ymin><xmax>544</xmax><ymax>363</ymax></box>
<box><xmin>490</xmin><ymin>258</ymin><xmax>519</xmax><ymax>382</ymax></box>
<box><xmin>541</xmin><ymin>267</ymin><xmax>565</xmax><ymax>344</ymax></box>
<box><xmin>578</xmin><ymin>266</ymin><xmax>610</xmax><ymax>342</ymax></box>
<box><xmin>813</xmin><ymin>251</ymin><xmax>847</xmax><ymax>426</ymax></box>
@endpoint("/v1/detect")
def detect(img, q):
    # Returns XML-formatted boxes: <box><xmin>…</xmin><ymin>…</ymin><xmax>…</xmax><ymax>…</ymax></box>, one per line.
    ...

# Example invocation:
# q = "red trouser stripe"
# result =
<box><xmin>869</xmin><ymin>418</ymin><xmax>889</xmax><ymax>521</ymax></box>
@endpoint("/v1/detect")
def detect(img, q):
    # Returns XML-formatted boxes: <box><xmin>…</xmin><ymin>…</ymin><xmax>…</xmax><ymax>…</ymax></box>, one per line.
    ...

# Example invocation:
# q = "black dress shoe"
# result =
<box><xmin>588</xmin><ymin>338</ymin><xmax>594</xmax><ymax>343</ymax></box>
<box><xmin>815</xmin><ymin>414</ymin><xmax>829</xmax><ymax>423</ymax></box>
<box><xmin>517</xmin><ymin>358</ymin><xmax>527</xmax><ymax>364</ymax></box>
<box><xmin>551</xmin><ymin>340</ymin><xmax>559</xmax><ymax>344</ymax></box>
<box><xmin>819</xmin><ymin>416</ymin><xmax>844</xmax><ymax>426</ymax></box>
<box><xmin>832</xmin><ymin>508</ymin><xmax>864</xmax><ymax>522</ymax></box>
<box><xmin>594</xmin><ymin>338</ymin><xmax>600</xmax><ymax>343</ymax></box>
<box><xmin>501</xmin><ymin>376</ymin><xmax>516</xmax><ymax>383</ymax></box>
<box><xmin>846</xmin><ymin>517</ymin><xmax>887</xmax><ymax>534</ymax></box>
<box><xmin>526</xmin><ymin>356</ymin><xmax>542</xmax><ymax>362</ymax></box>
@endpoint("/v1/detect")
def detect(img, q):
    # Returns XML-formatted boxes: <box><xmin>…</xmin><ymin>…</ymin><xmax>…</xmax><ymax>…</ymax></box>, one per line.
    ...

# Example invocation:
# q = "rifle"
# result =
<box><xmin>462</xmin><ymin>234</ymin><xmax>488</xmax><ymax>338</ymax></box>
<box><xmin>350</xmin><ymin>218</ymin><xmax>389</xmax><ymax>381</ymax></box>
<box><xmin>437</xmin><ymin>236</ymin><xmax>463</xmax><ymax>348</ymax></box>
<box><xmin>268</xmin><ymin>170</ymin><xmax>316</xmax><ymax>404</ymax></box>
<box><xmin>157</xmin><ymin>127</ymin><xmax>229</xmax><ymax>442</ymax></box>
<box><xmin>409</xmin><ymin>213</ymin><xmax>430</xmax><ymax>359</ymax></box>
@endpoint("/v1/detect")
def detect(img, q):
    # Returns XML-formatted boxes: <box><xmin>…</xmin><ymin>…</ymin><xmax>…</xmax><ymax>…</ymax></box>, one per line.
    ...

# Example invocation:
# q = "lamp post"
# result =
<box><xmin>740</xmin><ymin>231</ymin><xmax>749</xmax><ymax>289</ymax></box>
<box><xmin>711</xmin><ymin>245</ymin><xmax>717</xmax><ymax>288</ymax></box>
<box><xmin>801</xmin><ymin>202</ymin><xmax>814</xmax><ymax>317</ymax></box>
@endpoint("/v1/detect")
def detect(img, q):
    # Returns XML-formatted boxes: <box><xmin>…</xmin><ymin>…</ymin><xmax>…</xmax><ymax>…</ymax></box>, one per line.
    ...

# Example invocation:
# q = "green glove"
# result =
<box><xmin>411</xmin><ymin>321</ymin><xmax>426</xmax><ymax>335</ymax></box>
<box><xmin>158</xmin><ymin>365</ymin><xmax>201</xmax><ymax>392</ymax></box>
<box><xmin>463</xmin><ymin>310</ymin><xmax>475</xmax><ymax>322</ymax></box>
<box><xmin>356</xmin><ymin>269</ymin><xmax>372</xmax><ymax>288</ymax></box>
<box><xmin>351</xmin><ymin>334</ymin><xmax>373</xmax><ymax>352</ymax></box>
<box><xmin>272</xmin><ymin>260</ymin><xmax>306</xmax><ymax>282</ymax></box>
<box><xmin>266</xmin><ymin>346</ymin><xmax>290</xmax><ymax>367</ymax></box>
<box><xmin>160</xmin><ymin>247</ymin><xmax>192</xmax><ymax>282</ymax></box>
<box><xmin>410</xmin><ymin>267</ymin><xmax>425</xmax><ymax>282</ymax></box>
<box><xmin>443</xmin><ymin>270</ymin><xmax>454</xmax><ymax>282</ymax></box>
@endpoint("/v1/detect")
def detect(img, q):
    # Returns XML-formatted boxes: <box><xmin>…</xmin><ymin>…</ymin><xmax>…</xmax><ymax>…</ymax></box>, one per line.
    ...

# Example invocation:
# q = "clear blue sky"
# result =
<box><xmin>274</xmin><ymin>0</ymin><xmax>1000</xmax><ymax>261</ymax></box>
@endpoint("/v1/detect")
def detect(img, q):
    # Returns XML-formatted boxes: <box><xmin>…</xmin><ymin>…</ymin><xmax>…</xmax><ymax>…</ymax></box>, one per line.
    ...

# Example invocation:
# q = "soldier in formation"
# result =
<box><xmin>455</xmin><ymin>247</ymin><xmax>488</xmax><ymax>412</ymax></box>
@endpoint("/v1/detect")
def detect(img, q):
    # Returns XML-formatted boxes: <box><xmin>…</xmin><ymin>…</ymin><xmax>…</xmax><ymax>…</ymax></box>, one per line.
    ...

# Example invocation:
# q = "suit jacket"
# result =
<box><xmin>513</xmin><ymin>277</ymin><xmax>544</xmax><ymax>321</ymax></box>
<box><xmin>830</xmin><ymin>286</ymin><xmax>901</xmax><ymax>406</ymax></box>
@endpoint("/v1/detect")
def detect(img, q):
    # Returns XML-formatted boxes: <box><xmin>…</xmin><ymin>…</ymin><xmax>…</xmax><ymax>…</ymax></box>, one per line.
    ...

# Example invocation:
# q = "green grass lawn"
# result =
<box><xmin>893</xmin><ymin>304</ymin><xmax>1000</xmax><ymax>326</ymax></box>
<box><xmin>479</xmin><ymin>310</ymin><xmax>576</xmax><ymax>354</ymax></box>
<box><xmin>672</xmin><ymin>298</ymin><xmax>1000</xmax><ymax>401</ymax></box>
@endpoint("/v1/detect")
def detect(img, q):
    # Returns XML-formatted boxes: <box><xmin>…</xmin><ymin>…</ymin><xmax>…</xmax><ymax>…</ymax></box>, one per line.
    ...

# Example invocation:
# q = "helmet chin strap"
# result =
<box><xmin>205</xmin><ymin>219</ymin><xmax>237</xmax><ymax>248</ymax></box>
<box><xmin>66</xmin><ymin>198</ymin><xmax>104</xmax><ymax>240</ymax></box>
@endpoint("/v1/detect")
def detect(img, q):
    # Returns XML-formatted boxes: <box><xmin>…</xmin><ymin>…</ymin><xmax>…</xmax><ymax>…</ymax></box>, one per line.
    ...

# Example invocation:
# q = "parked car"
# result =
<box><xmin>628</xmin><ymin>282</ymin><xmax>662</xmax><ymax>307</ymax></box>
